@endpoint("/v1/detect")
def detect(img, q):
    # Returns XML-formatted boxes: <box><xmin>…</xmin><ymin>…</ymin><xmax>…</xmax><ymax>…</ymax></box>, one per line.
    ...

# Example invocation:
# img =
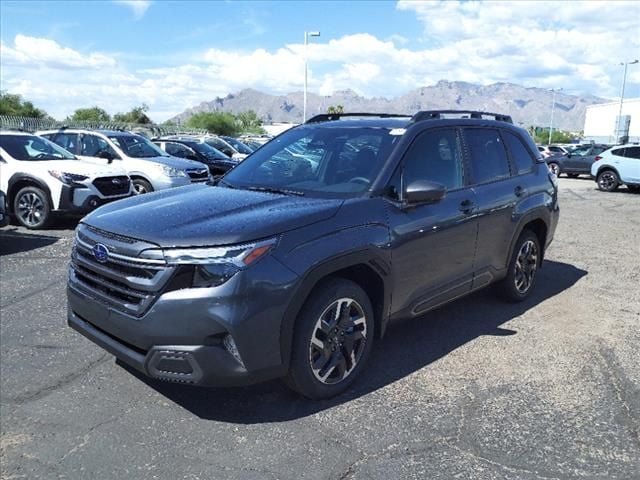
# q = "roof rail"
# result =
<box><xmin>306</xmin><ymin>113</ymin><xmax>412</xmax><ymax>123</ymax></box>
<box><xmin>411</xmin><ymin>110</ymin><xmax>513</xmax><ymax>124</ymax></box>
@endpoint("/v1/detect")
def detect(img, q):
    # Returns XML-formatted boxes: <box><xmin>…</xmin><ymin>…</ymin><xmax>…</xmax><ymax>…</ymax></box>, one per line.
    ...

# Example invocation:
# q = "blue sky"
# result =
<box><xmin>1</xmin><ymin>0</ymin><xmax>639</xmax><ymax>121</ymax></box>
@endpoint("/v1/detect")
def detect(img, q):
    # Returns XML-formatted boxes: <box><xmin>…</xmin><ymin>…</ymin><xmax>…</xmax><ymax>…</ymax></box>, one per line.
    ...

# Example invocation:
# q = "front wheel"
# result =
<box><xmin>286</xmin><ymin>278</ymin><xmax>374</xmax><ymax>399</ymax></box>
<box><xmin>499</xmin><ymin>230</ymin><xmax>541</xmax><ymax>302</ymax></box>
<box><xmin>596</xmin><ymin>170</ymin><xmax>619</xmax><ymax>192</ymax></box>
<box><xmin>548</xmin><ymin>163</ymin><xmax>560</xmax><ymax>176</ymax></box>
<box><xmin>132</xmin><ymin>178</ymin><xmax>154</xmax><ymax>195</ymax></box>
<box><xmin>14</xmin><ymin>186</ymin><xmax>51</xmax><ymax>229</ymax></box>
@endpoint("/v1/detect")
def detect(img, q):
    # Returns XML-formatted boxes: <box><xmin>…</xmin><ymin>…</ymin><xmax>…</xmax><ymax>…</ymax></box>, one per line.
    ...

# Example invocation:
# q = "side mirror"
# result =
<box><xmin>97</xmin><ymin>150</ymin><xmax>115</xmax><ymax>162</ymax></box>
<box><xmin>567</xmin><ymin>152</ymin><xmax>572</xmax><ymax>157</ymax></box>
<box><xmin>405</xmin><ymin>180</ymin><xmax>446</xmax><ymax>205</ymax></box>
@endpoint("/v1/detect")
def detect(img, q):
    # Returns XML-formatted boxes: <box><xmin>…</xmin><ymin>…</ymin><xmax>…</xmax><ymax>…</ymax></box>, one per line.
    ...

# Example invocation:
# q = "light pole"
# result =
<box><xmin>615</xmin><ymin>59</ymin><xmax>639</xmax><ymax>142</ymax></box>
<box><xmin>548</xmin><ymin>87</ymin><xmax>562</xmax><ymax>145</ymax></box>
<box><xmin>303</xmin><ymin>31</ymin><xmax>320</xmax><ymax>123</ymax></box>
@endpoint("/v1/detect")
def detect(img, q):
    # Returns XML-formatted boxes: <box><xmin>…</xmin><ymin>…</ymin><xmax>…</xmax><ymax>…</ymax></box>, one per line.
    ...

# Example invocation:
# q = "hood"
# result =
<box><xmin>83</xmin><ymin>184</ymin><xmax>343</xmax><ymax>247</ymax></box>
<box><xmin>138</xmin><ymin>155</ymin><xmax>206</xmax><ymax>170</ymax></box>
<box><xmin>40</xmin><ymin>159</ymin><xmax>127</xmax><ymax>177</ymax></box>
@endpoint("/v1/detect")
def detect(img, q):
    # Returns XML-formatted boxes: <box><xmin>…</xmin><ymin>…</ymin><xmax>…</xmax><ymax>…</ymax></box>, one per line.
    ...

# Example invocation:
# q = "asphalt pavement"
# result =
<box><xmin>1</xmin><ymin>178</ymin><xmax>639</xmax><ymax>479</ymax></box>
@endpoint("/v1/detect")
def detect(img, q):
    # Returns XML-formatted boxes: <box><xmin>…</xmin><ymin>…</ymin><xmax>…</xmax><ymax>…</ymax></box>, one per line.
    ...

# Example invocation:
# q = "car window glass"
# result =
<box><xmin>0</xmin><ymin>135</ymin><xmax>76</xmax><ymax>161</ymax></box>
<box><xmin>166</xmin><ymin>143</ymin><xmax>190</xmax><ymax>157</ymax></box>
<box><xmin>52</xmin><ymin>133</ymin><xmax>79</xmax><ymax>153</ymax></box>
<box><xmin>402</xmin><ymin>128</ymin><xmax>463</xmax><ymax>191</ymax></box>
<box><xmin>464</xmin><ymin>128</ymin><xmax>510</xmax><ymax>184</ymax></box>
<box><xmin>592</xmin><ymin>147</ymin><xmax>607</xmax><ymax>155</ymax></box>
<box><xmin>612</xmin><ymin>148</ymin><xmax>626</xmax><ymax>157</ymax></box>
<box><xmin>626</xmin><ymin>146</ymin><xmax>640</xmax><ymax>159</ymax></box>
<box><xmin>503</xmin><ymin>131</ymin><xmax>535</xmax><ymax>175</ymax></box>
<box><xmin>81</xmin><ymin>134</ymin><xmax>117</xmax><ymax>158</ymax></box>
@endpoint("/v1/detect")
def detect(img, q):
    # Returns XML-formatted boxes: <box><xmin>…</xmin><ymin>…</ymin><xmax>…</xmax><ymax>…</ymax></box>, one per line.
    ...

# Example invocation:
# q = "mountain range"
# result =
<box><xmin>170</xmin><ymin>80</ymin><xmax>608</xmax><ymax>131</ymax></box>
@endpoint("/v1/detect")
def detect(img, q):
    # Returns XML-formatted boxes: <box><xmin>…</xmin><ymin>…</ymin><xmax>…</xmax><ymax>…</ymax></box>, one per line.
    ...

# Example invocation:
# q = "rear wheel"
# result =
<box><xmin>596</xmin><ymin>170</ymin><xmax>619</xmax><ymax>192</ymax></box>
<box><xmin>548</xmin><ymin>163</ymin><xmax>560</xmax><ymax>176</ymax></box>
<box><xmin>132</xmin><ymin>178</ymin><xmax>154</xmax><ymax>195</ymax></box>
<box><xmin>286</xmin><ymin>278</ymin><xmax>374</xmax><ymax>399</ymax></box>
<box><xmin>13</xmin><ymin>186</ymin><xmax>51</xmax><ymax>229</ymax></box>
<box><xmin>499</xmin><ymin>230</ymin><xmax>541</xmax><ymax>302</ymax></box>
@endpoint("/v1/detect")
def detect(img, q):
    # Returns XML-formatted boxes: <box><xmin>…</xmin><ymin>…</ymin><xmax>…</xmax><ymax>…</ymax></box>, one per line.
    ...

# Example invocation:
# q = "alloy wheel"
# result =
<box><xmin>548</xmin><ymin>163</ymin><xmax>560</xmax><ymax>176</ymax></box>
<box><xmin>17</xmin><ymin>192</ymin><xmax>45</xmax><ymax>227</ymax></box>
<box><xmin>514</xmin><ymin>239</ymin><xmax>538</xmax><ymax>294</ymax></box>
<box><xmin>598</xmin><ymin>172</ymin><xmax>617</xmax><ymax>191</ymax></box>
<box><xmin>309</xmin><ymin>298</ymin><xmax>367</xmax><ymax>385</ymax></box>
<box><xmin>133</xmin><ymin>182</ymin><xmax>148</xmax><ymax>194</ymax></box>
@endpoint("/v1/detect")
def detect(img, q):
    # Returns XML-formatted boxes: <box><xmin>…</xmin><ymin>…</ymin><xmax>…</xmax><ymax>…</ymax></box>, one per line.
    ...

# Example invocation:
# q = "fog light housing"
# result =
<box><xmin>223</xmin><ymin>334</ymin><xmax>245</xmax><ymax>369</ymax></box>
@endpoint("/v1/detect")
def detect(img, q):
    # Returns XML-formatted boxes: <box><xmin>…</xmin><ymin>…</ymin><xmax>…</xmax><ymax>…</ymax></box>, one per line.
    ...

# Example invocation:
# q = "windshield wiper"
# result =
<box><xmin>245</xmin><ymin>186</ymin><xmax>305</xmax><ymax>196</ymax></box>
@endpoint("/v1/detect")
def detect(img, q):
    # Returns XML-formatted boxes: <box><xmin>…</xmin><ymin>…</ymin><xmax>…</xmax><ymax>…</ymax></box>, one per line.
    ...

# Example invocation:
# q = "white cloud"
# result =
<box><xmin>114</xmin><ymin>0</ymin><xmax>152</xmax><ymax>20</ymax></box>
<box><xmin>2</xmin><ymin>0</ymin><xmax>639</xmax><ymax>123</ymax></box>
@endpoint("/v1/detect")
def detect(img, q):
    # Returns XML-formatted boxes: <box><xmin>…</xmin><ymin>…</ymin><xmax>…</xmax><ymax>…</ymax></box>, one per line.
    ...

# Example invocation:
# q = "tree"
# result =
<box><xmin>327</xmin><ymin>104</ymin><xmax>344</xmax><ymax>114</ymax></box>
<box><xmin>68</xmin><ymin>106</ymin><xmax>111</xmax><ymax>122</ymax></box>
<box><xmin>236</xmin><ymin>110</ymin><xmax>265</xmax><ymax>134</ymax></box>
<box><xmin>533</xmin><ymin>129</ymin><xmax>575</xmax><ymax>145</ymax></box>
<box><xmin>186</xmin><ymin>112</ymin><xmax>240</xmax><ymax>136</ymax></box>
<box><xmin>0</xmin><ymin>91</ymin><xmax>48</xmax><ymax>118</ymax></box>
<box><xmin>114</xmin><ymin>104</ymin><xmax>152</xmax><ymax>124</ymax></box>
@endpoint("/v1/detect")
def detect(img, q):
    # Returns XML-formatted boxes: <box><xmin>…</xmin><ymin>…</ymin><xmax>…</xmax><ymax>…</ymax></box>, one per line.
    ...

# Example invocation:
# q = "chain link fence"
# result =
<box><xmin>0</xmin><ymin>115</ymin><xmax>208</xmax><ymax>138</ymax></box>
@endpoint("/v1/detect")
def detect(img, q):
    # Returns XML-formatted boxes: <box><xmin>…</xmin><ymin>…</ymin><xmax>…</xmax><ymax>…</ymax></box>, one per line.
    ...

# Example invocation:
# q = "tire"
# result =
<box><xmin>596</xmin><ymin>169</ymin><xmax>619</xmax><ymax>192</ymax></box>
<box><xmin>567</xmin><ymin>173</ymin><xmax>579</xmax><ymax>178</ymax></box>
<box><xmin>499</xmin><ymin>230</ymin><xmax>541</xmax><ymax>302</ymax></box>
<box><xmin>548</xmin><ymin>163</ymin><xmax>560</xmax><ymax>176</ymax></box>
<box><xmin>132</xmin><ymin>178</ymin><xmax>154</xmax><ymax>195</ymax></box>
<box><xmin>13</xmin><ymin>186</ymin><xmax>51</xmax><ymax>229</ymax></box>
<box><xmin>285</xmin><ymin>278</ymin><xmax>375</xmax><ymax>399</ymax></box>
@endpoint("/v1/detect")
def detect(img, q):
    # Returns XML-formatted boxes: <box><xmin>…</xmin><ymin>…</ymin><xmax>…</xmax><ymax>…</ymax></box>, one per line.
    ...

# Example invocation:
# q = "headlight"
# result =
<box><xmin>153</xmin><ymin>164</ymin><xmax>187</xmax><ymax>178</ymax></box>
<box><xmin>49</xmin><ymin>171</ymin><xmax>89</xmax><ymax>185</ymax></box>
<box><xmin>140</xmin><ymin>238</ymin><xmax>277</xmax><ymax>288</ymax></box>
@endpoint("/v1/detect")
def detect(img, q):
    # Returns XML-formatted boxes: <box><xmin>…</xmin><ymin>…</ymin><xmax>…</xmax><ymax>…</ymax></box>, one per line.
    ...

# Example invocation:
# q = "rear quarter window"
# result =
<box><xmin>503</xmin><ymin>131</ymin><xmax>535</xmax><ymax>175</ymax></box>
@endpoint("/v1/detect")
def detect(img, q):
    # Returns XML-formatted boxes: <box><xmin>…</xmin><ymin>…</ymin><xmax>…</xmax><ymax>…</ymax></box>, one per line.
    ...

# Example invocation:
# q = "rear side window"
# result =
<box><xmin>401</xmin><ymin>128</ymin><xmax>464</xmax><ymax>191</ymax></box>
<box><xmin>612</xmin><ymin>148</ymin><xmax>626</xmax><ymax>157</ymax></box>
<box><xmin>165</xmin><ymin>143</ymin><xmax>192</xmax><ymax>158</ymax></box>
<box><xmin>625</xmin><ymin>146</ymin><xmax>640</xmax><ymax>159</ymax></box>
<box><xmin>464</xmin><ymin>128</ymin><xmax>510</xmax><ymax>184</ymax></box>
<box><xmin>503</xmin><ymin>131</ymin><xmax>535</xmax><ymax>175</ymax></box>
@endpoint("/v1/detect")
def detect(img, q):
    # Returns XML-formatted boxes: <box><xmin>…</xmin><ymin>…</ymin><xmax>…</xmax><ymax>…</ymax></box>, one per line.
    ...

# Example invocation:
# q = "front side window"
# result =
<box><xmin>223</xmin><ymin>126</ymin><xmax>400</xmax><ymax>197</ymax></box>
<box><xmin>503</xmin><ymin>131</ymin><xmax>535</xmax><ymax>175</ymax></box>
<box><xmin>165</xmin><ymin>143</ymin><xmax>192</xmax><ymax>158</ymax></box>
<box><xmin>464</xmin><ymin>128</ymin><xmax>510</xmax><ymax>184</ymax></box>
<box><xmin>0</xmin><ymin>135</ymin><xmax>76</xmax><ymax>161</ymax></box>
<box><xmin>109</xmin><ymin>135</ymin><xmax>167</xmax><ymax>158</ymax></box>
<box><xmin>400</xmin><ymin>128</ymin><xmax>463</xmax><ymax>191</ymax></box>
<box><xmin>81</xmin><ymin>134</ymin><xmax>118</xmax><ymax>158</ymax></box>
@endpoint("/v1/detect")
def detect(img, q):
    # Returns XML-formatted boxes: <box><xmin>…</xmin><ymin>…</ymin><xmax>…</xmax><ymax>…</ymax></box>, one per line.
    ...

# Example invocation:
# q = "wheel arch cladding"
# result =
<box><xmin>7</xmin><ymin>174</ymin><xmax>54</xmax><ymax>213</ymax></box>
<box><xmin>518</xmin><ymin>218</ymin><xmax>548</xmax><ymax>265</ymax></box>
<box><xmin>279</xmin><ymin>255</ymin><xmax>390</xmax><ymax>370</ymax></box>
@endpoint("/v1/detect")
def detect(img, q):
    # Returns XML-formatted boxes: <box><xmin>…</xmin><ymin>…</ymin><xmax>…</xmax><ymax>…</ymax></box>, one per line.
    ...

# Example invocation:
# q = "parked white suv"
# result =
<box><xmin>0</xmin><ymin>131</ymin><xmax>133</xmax><ymax>229</ymax></box>
<box><xmin>37</xmin><ymin>129</ymin><xmax>210</xmax><ymax>194</ymax></box>
<box><xmin>591</xmin><ymin>144</ymin><xmax>640</xmax><ymax>192</ymax></box>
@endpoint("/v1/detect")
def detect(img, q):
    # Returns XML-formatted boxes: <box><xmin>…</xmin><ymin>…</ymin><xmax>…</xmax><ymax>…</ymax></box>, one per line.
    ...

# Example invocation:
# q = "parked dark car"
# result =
<box><xmin>0</xmin><ymin>190</ymin><xmax>9</xmax><ymax>227</ymax></box>
<box><xmin>153</xmin><ymin>139</ymin><xmax>236</xmax><ymax>175</ymax></box>
<box><xmin>546</xmin><ymin>144</ymin><xmax>609</xmax><ymax>177</ymax></box>
<box><xmin>67</xmin><ymin>110</ymin><xmax>559</xmax><ymax>399</ymax></box>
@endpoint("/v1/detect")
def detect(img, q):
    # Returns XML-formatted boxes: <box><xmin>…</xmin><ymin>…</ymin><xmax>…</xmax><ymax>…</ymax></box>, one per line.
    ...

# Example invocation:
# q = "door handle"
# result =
<box><xmin>514</xmin><ymin>186</ymin><xmax>528</xmax><ymax>197</ymax></box>
<box><xmin>459</xmin><ymin>199</ymin><xmax>475</xmax><ymax>214</ymax></box>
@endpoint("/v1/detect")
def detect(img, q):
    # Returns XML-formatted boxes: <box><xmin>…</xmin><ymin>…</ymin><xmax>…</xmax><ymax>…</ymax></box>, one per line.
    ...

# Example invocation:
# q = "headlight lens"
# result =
<box><xmin>153</xmin><ymin>164</ymin><xmax>187</xmax><ymax>178</ymax></box>
<box><xmin>141</xmin><ymin>238</ymin><xmax>277</xmax><ymax>288</ymax></box>
<box><xmin>49</xmin><ymin>171</ymin><xmax>89</xmax><ymax>185</ymax></box>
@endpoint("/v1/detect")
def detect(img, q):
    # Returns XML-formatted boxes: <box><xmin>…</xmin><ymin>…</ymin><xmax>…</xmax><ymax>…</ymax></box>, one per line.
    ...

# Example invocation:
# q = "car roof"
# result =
<box><xmin>305</xmin><ymin>118</ymin><xmax>412</xmax><ymax>129</ymax></box>
<box><xmin>0</xmin><ymin>130</ymin><xmax>34</xmax><ymax>136</ymax></box>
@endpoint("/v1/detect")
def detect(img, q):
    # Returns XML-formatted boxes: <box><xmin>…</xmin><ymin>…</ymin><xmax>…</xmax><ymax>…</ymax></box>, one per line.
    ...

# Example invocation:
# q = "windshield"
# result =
<box><xmin>0</xmin><ymin>134</ymin><xmax>76</xmax><ymax>161</ymax></box>
<box><xmin>222</xmin><ymin>137</ymin><xmax>253</xmax><ymax>155</ymax></box>
<box><xmin>109</xmin><ymin>135</ymin><xmax>168</xmax><ymax>158</ymax></box>
<box><xmin>189</xmin><ymin>142</ymin><xmax>230</xmax><ymax>159</ymax></box>
<box><xmin>222</xmin><ymin>126</ymin><xmax>401</xmax><ymax>197</ymax></box>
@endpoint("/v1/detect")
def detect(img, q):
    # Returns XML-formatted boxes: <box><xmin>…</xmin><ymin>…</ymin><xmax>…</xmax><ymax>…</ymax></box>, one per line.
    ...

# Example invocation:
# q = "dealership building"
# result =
<box><xmin>583</xmin><ymin>98</ymin><xmax>640</xmax><ymax>144</ymax></box>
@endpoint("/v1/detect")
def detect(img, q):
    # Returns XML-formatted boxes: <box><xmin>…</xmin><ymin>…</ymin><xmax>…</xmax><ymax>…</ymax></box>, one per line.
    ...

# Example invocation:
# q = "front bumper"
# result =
<box><xmin>57</xmin><ymin>185</ymin><xmax>132</xmax><ymax>214</ymax></box>
<box><xmin>67</xmin><ymin>254</ymin><xmax>299</xmax><ymax>387</ymax></box>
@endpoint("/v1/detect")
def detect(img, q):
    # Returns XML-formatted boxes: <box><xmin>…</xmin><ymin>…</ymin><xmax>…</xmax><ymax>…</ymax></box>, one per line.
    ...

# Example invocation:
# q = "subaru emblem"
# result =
<box><xmin>112</xmin><ymin>178</ymin><xmax>121</xmax><ymax>185</ymax></box>
<box><xmin>92</xmin><ymin>243</ymin><xmax>109</xmax><ymax>263</ymax></box>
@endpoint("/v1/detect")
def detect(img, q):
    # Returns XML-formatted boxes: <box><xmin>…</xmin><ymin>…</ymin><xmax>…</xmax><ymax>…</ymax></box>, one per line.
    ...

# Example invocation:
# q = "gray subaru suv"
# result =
<box><xmin>67</xmin><ymin>111</ymin><xmax>559</xmax><ymax>399</ymax></box>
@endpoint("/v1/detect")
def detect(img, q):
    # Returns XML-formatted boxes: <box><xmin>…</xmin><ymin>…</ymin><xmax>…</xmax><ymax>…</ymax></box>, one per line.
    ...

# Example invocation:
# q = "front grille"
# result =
<box><xmin>93</xmin><ymin>176</ymin><xmax>131</xmax><ymax>196</ymax></box>
<box><xmin>69</xmin><ymin>233</ymin><xmax>175</xmax><ymax>317</ymax></box>
<box><xmin>186</xmin><ymin>168</ymin><xmax>209</xmax><ymax>182</ymax></box>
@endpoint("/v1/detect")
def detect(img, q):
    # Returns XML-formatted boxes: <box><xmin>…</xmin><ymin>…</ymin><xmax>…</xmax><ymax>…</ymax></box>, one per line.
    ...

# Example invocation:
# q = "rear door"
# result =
<box><xmin>387</xmin><ymin>127</ymin><xmax>478</xmax><ymax>316</ymax></box>
<box><xmin>463</xmin><ymin>127</ymin><xmax>526</xmax><ymax>287</ymax></box>
<box><xmin>621</xmin><ymin>146</ymin><xmax>640</xmax><ymax>183</ymax></box>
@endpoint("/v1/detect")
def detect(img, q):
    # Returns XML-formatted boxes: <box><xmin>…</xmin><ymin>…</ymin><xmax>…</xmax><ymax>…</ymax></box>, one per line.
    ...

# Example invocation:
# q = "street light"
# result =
<box><xmin>303</xmin><ymin>31</ymin><xmax>320</xmax><ymax>123</ymax></box>
<box><xmin>548</xmin><ymin>87</ymin><xmax>562</xmax><ymax>145</ymax></box>
<box><xmin>615</xmin><ymin>59</ymin><xmax>639</xmax><ymax>142</ymax></box>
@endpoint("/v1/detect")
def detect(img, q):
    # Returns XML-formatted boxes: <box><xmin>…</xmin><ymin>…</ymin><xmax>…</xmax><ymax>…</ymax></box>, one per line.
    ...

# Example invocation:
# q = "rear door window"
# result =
<box><xmin>625</xmin><ymin>146</ymin><xmax>640</xmax><ymax>159</ymax></box>
<box><xmin>51</xmin><ymin>133</ymin><xmax>79</xmax><ymax>154</ymax></box>
<box><xmin>463</xmin><ymin>128</ymin><xmax>511</xmax><ymax>184</ymax></box>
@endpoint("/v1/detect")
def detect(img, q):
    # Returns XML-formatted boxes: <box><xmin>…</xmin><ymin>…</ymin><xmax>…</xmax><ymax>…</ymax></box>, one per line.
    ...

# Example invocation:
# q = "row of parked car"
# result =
<box><xmin>0</xmin><ymin>128</ymin><xmax>261</xmax><ymax>229</ymax></box>
<box><xmin>537</xmin><ymin>142</ymin><xmax>640</xmax><ymax>192</ymax></box>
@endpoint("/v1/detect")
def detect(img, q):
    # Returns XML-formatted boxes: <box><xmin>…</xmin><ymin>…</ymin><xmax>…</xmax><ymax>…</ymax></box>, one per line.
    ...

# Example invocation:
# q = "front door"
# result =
<box><xmin>387</xmin><ymin>127</ymin><xmax>478</xmax><ymax>317</ymax></box>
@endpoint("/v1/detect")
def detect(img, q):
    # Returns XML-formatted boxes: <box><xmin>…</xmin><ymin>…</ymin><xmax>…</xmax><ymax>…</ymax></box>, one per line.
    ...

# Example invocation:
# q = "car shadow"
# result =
<box><xmin>0</xmin><ymin>228</ymin><xmax>60</xmax><ymax>255</ymax></box>
<box><xmin>119</xmin><ymin>260</ymin><xmax>587</xmax><ymax>424</ymax></box>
